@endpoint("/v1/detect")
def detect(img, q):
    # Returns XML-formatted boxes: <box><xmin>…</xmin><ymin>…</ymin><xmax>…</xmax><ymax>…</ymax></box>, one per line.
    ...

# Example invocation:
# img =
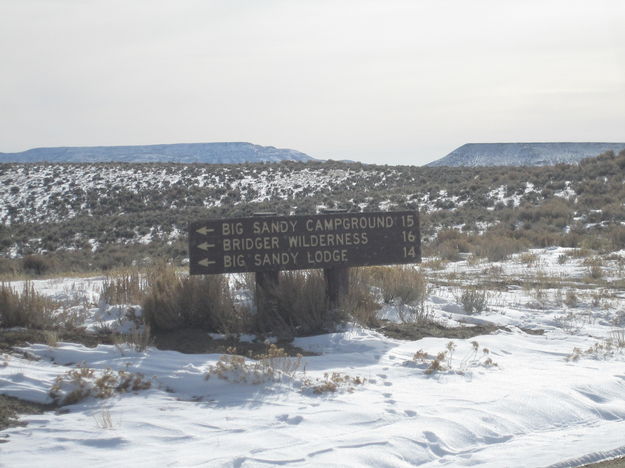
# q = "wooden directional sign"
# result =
<box><xmin>188</xmin><ymin>210</ymin><xmax>420</xmax><ymax>275</ymax></box>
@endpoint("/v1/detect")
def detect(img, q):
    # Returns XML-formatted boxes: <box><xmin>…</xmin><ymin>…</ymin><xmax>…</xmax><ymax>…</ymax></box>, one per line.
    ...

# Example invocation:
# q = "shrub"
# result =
<box><xmin>21</xmin><ymin>255</ymin><xmax>53</xmax><ymax>276</ymax></box>
<box><xmin>589</xmin><ymin>264</ymin><xmax>604</xmax><ymax>280</ymax></box>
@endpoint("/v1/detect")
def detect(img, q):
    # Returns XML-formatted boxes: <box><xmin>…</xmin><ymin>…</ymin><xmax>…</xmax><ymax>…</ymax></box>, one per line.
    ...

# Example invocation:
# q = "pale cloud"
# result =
<box><xmin>1</xmin><ymin>0</ymin><xmax>624</xmax><ymax>164</ymax></box>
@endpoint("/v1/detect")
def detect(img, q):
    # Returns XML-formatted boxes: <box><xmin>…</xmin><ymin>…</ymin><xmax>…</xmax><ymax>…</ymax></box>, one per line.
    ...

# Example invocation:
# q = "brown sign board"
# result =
<box><xmin>188</xmin><ymin>211</ymin><xmax>420</xmax><ymax>275</ymax></box>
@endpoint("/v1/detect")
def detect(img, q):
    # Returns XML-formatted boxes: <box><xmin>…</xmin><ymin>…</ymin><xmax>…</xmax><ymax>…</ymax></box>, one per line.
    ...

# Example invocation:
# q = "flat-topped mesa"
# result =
<box><xmin>428</xmin><ymin>142</ymin><xmax>625</xmax><ymax>167</ymax></box>
<box><xmin>0</xmin><ymin>142</ymin><xmax>316</xmax><ymax>164</ymax></box>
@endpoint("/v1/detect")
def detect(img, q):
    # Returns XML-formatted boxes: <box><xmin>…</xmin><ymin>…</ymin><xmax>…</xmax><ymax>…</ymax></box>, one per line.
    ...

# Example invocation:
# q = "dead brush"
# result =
<box><xmin>0</xmin><ymin>281</ymin><xmax>58</xmax><ymax>329</ymax></box>
<box><xmin>566</xmin><ymin>333</ymin><xmax>625</xmax><ymax>362</ymax></box>
<box><xmin>407</xmin><ymin>340</ymin><xmax>497</xmax><ymax>375</ymax></box>
<box><xmin>205</xmin><ymin>344</ymin><xmax>302</xmax><ymax>385</ymax></box>
<box><xmin>50</xmin><ymin>364</ymin><xmax>152</xmax><ymax>406</ymax></box>
<box><xmin>300</xmin><ymin>372</ymin><xmax>366</xmax><ymax>395</ymax></box>
<box><xmin>257</xmin><ymin>344</ymin><xmax>302</xmax><ymax>377</ymax></box>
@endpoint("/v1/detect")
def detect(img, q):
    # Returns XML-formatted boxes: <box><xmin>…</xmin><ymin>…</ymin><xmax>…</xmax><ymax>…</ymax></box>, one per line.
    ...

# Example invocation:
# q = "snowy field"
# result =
<box><xmin>2</xmin><ymin>248</ymin><xmax>625</xmax><ymax>467</ymax></box>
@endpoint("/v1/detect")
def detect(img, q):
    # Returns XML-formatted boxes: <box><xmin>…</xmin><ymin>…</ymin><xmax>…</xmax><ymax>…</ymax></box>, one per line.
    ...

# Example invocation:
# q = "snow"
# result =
<box><xmin>2</xmin><ymin>248</ymin><xmax>625</xmax><ymax>466</ymax></box>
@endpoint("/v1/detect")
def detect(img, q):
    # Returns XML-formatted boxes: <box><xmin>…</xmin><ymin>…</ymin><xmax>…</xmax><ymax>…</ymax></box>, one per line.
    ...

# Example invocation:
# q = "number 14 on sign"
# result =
<box><xmin>403</xmin><ymin>246</ymin><xmax>417</xmax><ymax>258</ymax></box>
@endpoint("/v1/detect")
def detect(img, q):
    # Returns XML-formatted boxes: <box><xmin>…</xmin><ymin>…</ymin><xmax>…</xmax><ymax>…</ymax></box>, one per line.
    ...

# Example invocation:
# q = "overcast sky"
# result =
<box><xmin>1</xmin><ymin>0</ymin><xmax>624</xmax><ymax>165</ymax></box>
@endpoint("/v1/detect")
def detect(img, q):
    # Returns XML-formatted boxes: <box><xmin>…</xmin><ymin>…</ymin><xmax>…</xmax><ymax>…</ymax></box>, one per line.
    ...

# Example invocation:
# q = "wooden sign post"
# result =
<box><xmin>189</xmin><ymin>210</ymin><xmax>421</xmax><ymax>316</ymax></box>
<box><xmin>252</xmin><ymin>213</ymin><xmax>280</xmax><ymax>328</ymax></box>
<box><xmin>319</xmin><ymin>208</ymin><xmax>350</xmax><ymax>309</ymax></box>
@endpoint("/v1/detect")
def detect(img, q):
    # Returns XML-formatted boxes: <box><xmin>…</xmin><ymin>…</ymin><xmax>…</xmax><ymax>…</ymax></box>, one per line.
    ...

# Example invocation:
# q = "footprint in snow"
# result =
<box><xmin>404</xmin><ymin>410</ymin><xmax>417</xmax><ymax>417</ymax></box>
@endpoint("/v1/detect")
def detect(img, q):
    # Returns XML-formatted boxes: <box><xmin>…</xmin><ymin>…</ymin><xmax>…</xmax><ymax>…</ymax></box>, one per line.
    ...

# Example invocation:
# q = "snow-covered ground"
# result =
<box><xmin>2</xmin><ymin>248</ymin><xmax>625</xmax><ymax>467</ymax></box>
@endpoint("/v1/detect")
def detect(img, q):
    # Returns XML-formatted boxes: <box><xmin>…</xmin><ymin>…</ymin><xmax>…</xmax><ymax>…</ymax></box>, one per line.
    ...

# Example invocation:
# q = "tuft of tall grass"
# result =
<box><xmin>142</xmin><ymin>263</ymin><xmax>243</xmax><ymax>333</ymax></box>
<box><xmin>473</xmin><ymin>234</ymin><xmax>528</xmax><ymax>262</ymax></box>
<box><xmin>460</xmin><ymin>286</ymin><xmax>489</xmax><ymax>315</ymax></box>
<box><xmin>343</xmin><ymin>268</ymin><xmax>381</xmax><ymax>327</ymax></box>
<box><xmin>255</xmin><ymin>270</ymin><xmax>341</xmax><ymax>337</ymax></box>
<box><xmin>0</xmin><ymin>282</ymin><xmax>58</xmax><ymax>329</ymax></box>
<box><xmin>367</xmin><ymin>266</ymin><xmax>427</xmax><ymax>306</ymax></box>
<box><xmin>100</xmin><ymin>269</ymin><xmax>145</xmax><ymax>305</ymax></box>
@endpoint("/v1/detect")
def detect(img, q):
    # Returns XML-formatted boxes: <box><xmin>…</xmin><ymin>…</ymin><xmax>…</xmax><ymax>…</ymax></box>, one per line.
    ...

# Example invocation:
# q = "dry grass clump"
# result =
<box><xmin>563</xmin><ymin>290</ymin><xmax>579</xmax><ymax>308</ymax></box>
<box><xmin>205</xmin><ymin>344</ymin><xmax>302</xmax><ymax>385</ymax></box>
<box><xmin>342</xmin><ymin>268</ymin><xmax>381</xmax><ymax>327</ymax></box>
<box><xmin>566</xmin><ymin>331</ymin><xmax>625</xmax><ymax>362</ymax></box>
<box><xmin>407</xmin><ymin>340</ymin><xmax>497</xmax><ymax>375</ymax></box>
<box><xmin>205</xmin><ymin>345</ymin><xmax>365</xmax><ymax>394</ymax></box>
<box><xmin>518</xmin><ymin>252</ymin><xmax>539</xmax><ymax>266</ymax></box>
<box><xmin>112</xmin><ymin>325</ymin><xmax>153</xmax><ymax>353</ymax></box>
<box><xmin>255</xmin><ymin>270</ymin><xmax>337</xmax><ymax>338</ymax></box>
<box><xmin>93</xmin><ymin>409</ymin><xmax>115</xmax><ymax>430</ymax></box>
<box><xmin>365</xmin><ymin>266</ymin><xmax>427</xmax><ymax>306</ymax></box>
<box><xmin>142</xmin><ymin>263</ymin><xmax>242</xmax><ymax>333</ymax></box>
<box><xmin>431</xmin><ymin>229</ymin><xmax>472</xmax><ymax>262</ymax></box>
<box><xmin>566</xmin><ymin>248</ymin><xmax>593</xmax><ymax>259</ymax></box>
<box><xmin>421</xmin><ymin>258</ymin><xmax>448</xmax><ymax>270</ymax></box>
<box><xmin>50</xmin><ymin>365</ymin><xmax>152</xmax><ymax>406</ymax></box>
<box><xmin>300</xmin><ymin>372</ymin><xmax>366</xmax><ymax>395</ymax></box>
<box><xmin>100</xmin><ymin>269</ymin><xmax>145</xmax><ymax>305</ymax></box>
<box><xmin>473</xmin><ymin>234</ymin><xmax>528</xmax><ymax>262</ymax></box>
<box><xmin>460</xmin><ymin>287</ymin><xmax>489</xmax><ymax>315</ymax></box>
<box><xmin>554</xmin><ymin>310</ymin><xmax>588</xmax><ymax>334</ymax></box>
<box><xmin>0</xmin><ymin>282</ymin><xmax>58</xmax><ymax>329</ymax></box>
<box><xmin>612</xmin><ymin>310</ymin><xmax>625</xmax><ymax>327</ymax></box>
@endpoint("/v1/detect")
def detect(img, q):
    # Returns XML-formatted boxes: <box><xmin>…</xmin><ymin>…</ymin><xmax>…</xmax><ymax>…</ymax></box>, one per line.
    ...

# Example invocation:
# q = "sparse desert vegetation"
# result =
<box><xmin>3</xmin><ymin>152</ymin><xmax>625</xmax><ymax>467</ymax></box>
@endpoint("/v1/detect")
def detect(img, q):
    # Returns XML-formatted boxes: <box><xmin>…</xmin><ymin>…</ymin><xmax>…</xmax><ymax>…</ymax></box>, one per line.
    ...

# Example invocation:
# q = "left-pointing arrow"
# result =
<box><xmin>196</xmin><ymin>227</ymin><xmax>214</xmax><ymax>235</ymax></box>
<box><xmin>198</xmin><ymin>242</ymin><xmax>215</xmax><ymax>251</ymax></box>
<box><xmin>198</xmin><ymin>259</ymin><xmax>216</xmax><ymax>267</ymax></box>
